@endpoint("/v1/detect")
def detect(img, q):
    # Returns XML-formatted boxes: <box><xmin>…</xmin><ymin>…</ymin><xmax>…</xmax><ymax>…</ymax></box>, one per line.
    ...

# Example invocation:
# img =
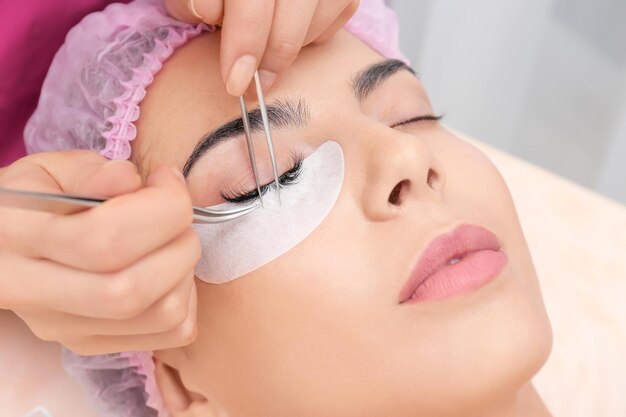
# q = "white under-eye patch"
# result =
<box><xmin>192</xmin><ymin>140</ymin><xmax>345</xmax><ymax>284</ymax></box>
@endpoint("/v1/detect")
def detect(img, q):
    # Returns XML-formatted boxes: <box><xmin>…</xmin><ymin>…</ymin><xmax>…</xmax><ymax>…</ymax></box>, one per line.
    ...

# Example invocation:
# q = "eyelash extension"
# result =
<box><xmin>220</xmin><ymin>152</ymin><xmax>304</xmax><ymax>204</ymax></box>
<box><xmin>391</xmin><ymin>114</ymin><xmax>444</xmax><ymax>128</ymax></box>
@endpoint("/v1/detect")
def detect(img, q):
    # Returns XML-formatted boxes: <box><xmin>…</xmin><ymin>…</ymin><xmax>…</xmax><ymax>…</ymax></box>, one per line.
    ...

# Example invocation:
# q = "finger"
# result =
<box><xmin>304</xmin><ymin>0</ymin><xmax>359</xmax><ymax>45</ymax></box>
<box><xmin>63</xmin><ymin>283</ymin><xmax>198</xmax><ymax>355</ymax></box>
<box><xmin>17</xmin><ymin>273</ymin><xmax>196</xmax><ymax>339</ymax></box>
<box><xmin>221</xmin><ymin>0</ymin><xmax>275</xmax><ymax>96</ymax></box>
<box><xmin>2</xmin><ymin>228</ymin><xmax>201</xmax><ymax>319</ymax></box>
<box><xmin>0</xmin><ymin>153</ymin><xmax>143</xmax><ymax>256</ymax></box>
<box><xmin>1</xmin><ymin>150</ymin><xmax>142</xmax><ymax>197</ymax></box>
<box><xmin>164</xmin><ymin>0</ymin><xmax>224</xmax><ymax>25</ymax></box>
<box><xmin>257</xmin><ymin>0</ymin><xmax>319</xmax><ymax>92</ymax></box>
<box><xmin>1</xmin><ymin>165</ymin><xmax>193</xmax><ymax>272</ymax></box>
<box><xmin>75</xmin><ymin>159</ymin><xmax>143</xmax><ymax>197</ymax></box>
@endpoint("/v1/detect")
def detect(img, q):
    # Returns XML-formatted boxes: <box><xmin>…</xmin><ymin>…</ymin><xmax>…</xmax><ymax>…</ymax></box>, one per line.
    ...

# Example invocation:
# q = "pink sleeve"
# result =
<box><xmin>0</xmin><ymin>0</ymin><xmax>130</xmax><ymax>167</ymax></box>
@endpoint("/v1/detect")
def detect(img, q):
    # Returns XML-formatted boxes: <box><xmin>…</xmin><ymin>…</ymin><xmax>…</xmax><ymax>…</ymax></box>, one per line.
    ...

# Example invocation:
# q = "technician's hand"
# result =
<box><xmin>0</xmin><ymin>151</ymin><xmax>201</xmax><ymax>355</ymax></box>
<box><xmin>165</xmin><ymin>0</ymin><xmax>360</xmax><ymax>96</ymax></box>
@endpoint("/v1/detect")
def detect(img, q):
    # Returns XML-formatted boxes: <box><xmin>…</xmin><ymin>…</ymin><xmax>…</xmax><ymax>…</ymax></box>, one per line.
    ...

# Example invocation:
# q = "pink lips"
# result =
<box><xmin>399</xmin><ymin>224</ymin><xmax>508</xmax><ymax>304</ymax></box>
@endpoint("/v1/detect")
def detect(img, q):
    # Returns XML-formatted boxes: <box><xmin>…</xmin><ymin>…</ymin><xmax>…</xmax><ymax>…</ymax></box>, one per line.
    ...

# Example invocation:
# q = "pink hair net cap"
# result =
<box><xmin>344</xmin><ymin>0</ymin><xmax>407</xmax><ymax>63</ymax></box>
<box><xmin>24</xmin><ymin>0</ymin><xmax>214</xmax><ymax>160</ymax></box>
<box><xmin>26</xmin><ymin>0</ymin><xmax>405</xmax><ymax>416</ymax></box>
<box><xmin>62</xmin><ymin>349</ymin><xmax>164</xmax><ymax>417</ymax></box>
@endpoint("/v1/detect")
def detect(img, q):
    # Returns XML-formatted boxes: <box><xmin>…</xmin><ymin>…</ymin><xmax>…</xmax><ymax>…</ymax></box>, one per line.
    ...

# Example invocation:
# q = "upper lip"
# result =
<box><xmin>398</xmin><ymin>223</ymin><xmax>502</xmax><ymax>303</ymax></box>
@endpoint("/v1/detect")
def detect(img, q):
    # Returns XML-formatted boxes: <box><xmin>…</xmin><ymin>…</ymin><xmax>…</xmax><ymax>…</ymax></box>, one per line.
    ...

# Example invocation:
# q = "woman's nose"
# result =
<box><xmin>359</xmin><ymin>127</ymin><xmax>445</xmax><ymax>221</ymax></box>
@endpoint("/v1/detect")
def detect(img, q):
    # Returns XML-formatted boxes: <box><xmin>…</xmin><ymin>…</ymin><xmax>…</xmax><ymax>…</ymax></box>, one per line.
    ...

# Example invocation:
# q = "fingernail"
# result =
<box><xmin>226</xmin><ymin>55</ymin><xmax>257</xmax><ymax>96</ymax></box>
<box><xmin>258</xmin><ymin>69</ymin><xmax>277</xmax><ymax>92</ymax></box>
<box><xmin>188</xmin><ymin>0</ymin><xmax>203</xmax><ymax>20</ymax></box>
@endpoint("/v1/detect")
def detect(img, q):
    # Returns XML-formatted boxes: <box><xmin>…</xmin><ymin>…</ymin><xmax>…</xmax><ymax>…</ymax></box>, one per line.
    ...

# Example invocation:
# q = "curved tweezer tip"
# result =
<box><xmin>193</xmin><ymin>203</ymin><xmax>260</xmax><ymax>224</ymax></box>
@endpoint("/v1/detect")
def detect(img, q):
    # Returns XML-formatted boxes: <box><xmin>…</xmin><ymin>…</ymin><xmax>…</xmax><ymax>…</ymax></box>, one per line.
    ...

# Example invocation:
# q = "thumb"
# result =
<box><xmin>146</xmin><ymin>164</ymin><xmax>188</xmax><ymax>190</ymax></box>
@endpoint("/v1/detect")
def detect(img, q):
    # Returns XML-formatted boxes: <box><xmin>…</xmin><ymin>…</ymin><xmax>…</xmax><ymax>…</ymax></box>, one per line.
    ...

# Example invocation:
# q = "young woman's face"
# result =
<box><xmin>134</xmin><ymin>31</ymin><xmax>552</xmax><ymax>417</ymax></box>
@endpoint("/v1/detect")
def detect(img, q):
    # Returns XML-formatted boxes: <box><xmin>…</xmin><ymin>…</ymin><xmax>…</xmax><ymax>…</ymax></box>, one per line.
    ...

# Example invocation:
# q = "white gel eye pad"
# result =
<box><xmin>192</xmin><ymin>140</ymin><xmax>344</xmax><ymax>284</ymax></box>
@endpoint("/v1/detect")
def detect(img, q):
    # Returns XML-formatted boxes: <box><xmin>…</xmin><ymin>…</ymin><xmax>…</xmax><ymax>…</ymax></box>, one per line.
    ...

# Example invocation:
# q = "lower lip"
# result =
<box><xmin>405</xmin><ymin>249</ymin><xmax>508</xmax><ymax>303</ymax></box>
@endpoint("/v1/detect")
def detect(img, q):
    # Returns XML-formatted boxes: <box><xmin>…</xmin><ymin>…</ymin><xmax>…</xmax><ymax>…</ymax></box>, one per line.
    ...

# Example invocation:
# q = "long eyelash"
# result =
<box><xmin>220</xmin><ymin>151</ymin><xmax>304</xmax><ymax>204</ymax></box>
<box><xmin>391</xmin><ymin>114</ymin><xmax>444</xmax><ymax>128</ymax></box>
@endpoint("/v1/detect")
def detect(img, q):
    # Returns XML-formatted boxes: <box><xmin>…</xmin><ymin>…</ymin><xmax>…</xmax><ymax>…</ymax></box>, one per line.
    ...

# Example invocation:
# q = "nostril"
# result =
<box><xmin>427</xmin><ymin>169</ymin><xmax>437</xmax><ymax>189</ymax></box>
<box><xmin>388</xmin><ymin>179</ymin><xmax>410</xmax><ymax>206</ymax></box>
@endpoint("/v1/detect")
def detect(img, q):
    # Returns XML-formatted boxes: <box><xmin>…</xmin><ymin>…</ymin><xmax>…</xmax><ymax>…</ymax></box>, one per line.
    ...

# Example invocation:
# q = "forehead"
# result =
<box><xmin>132</xmin><ymin>30</ymin><xmax>384</xmax><ymax>174</ymax></box>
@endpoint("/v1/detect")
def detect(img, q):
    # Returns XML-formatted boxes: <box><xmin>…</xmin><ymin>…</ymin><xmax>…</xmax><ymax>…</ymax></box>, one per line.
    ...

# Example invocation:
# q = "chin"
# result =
<box><xmin>467</xmin><ymin>255</ymin><xmax>553</xmax><ymax>415</ymax></box>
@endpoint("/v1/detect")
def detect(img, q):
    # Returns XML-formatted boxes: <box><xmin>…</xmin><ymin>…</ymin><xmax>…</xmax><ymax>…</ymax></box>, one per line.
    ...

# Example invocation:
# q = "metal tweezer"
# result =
<box><xmin>0</xmin><ymin>187</ymin><xmax>259</xmax><ymax>224</ymax></box>
<box><xmin>239</xmin><ymin>70</ymin><xmax>281</xmax><ymax>208</ymax></box>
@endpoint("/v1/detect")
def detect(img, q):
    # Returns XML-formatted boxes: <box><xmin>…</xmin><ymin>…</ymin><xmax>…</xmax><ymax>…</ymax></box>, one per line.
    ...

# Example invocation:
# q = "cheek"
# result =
<box><xmin>437</xmin><ymin>128</ymin><xmax>550</xmax><ymax>299</ymax></box>
<box><xmin>435</xmin><ymin>130</ymin><xmax>529</xmax><ymax>273</ymax></box>
<box><xmin>186</xmin><ymin>199</ymin><xmax>398</xmax><ymax>416</ymax></box>
<box><xmin>442</xmin><ymin>134</ymin><xmax>514</xmax><ymax>217</ymax></box>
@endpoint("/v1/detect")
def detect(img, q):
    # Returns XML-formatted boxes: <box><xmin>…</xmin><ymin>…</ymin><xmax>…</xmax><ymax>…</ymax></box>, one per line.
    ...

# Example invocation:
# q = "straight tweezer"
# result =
<box><xmin>238</xmin><ymin>70</ymin><xmax>281</xmax><ymax>208</ymax></box>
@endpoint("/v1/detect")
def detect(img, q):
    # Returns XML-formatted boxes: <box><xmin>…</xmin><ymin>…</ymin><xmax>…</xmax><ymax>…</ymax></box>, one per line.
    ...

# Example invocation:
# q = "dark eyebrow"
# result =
<box><xmin>352</xmin><ymin>59</ymin><xmax>416</xmax><ymax>102</ymax></box>
<box><xmin>182</xmin><ymin>98</ymin><xmax>310</xmax><ymax>177</ymax></box>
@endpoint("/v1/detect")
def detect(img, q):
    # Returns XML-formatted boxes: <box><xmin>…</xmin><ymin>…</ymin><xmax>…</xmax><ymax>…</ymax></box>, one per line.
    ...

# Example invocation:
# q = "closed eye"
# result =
<box><xmin>391</xmin><ymin>114</ymin><xmax>443</xmax><ymax>129</ymax></box>
<box><xmin>220</xmin><ymin>153</ymin><xmax>304</xmax><ymax>204</ymax></box>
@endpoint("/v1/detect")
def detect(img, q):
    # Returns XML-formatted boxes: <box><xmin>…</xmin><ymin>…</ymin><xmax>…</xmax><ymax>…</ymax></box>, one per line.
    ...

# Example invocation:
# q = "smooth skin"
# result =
<box><xmin>0</xmin><ymin>0</ymin><xmax>356</xmax><ymax>354</ymax></box>
<box><xmin>129</xmin><ymin>30</ymin><xmax>553</xmax><ymax>417</ymax></box>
